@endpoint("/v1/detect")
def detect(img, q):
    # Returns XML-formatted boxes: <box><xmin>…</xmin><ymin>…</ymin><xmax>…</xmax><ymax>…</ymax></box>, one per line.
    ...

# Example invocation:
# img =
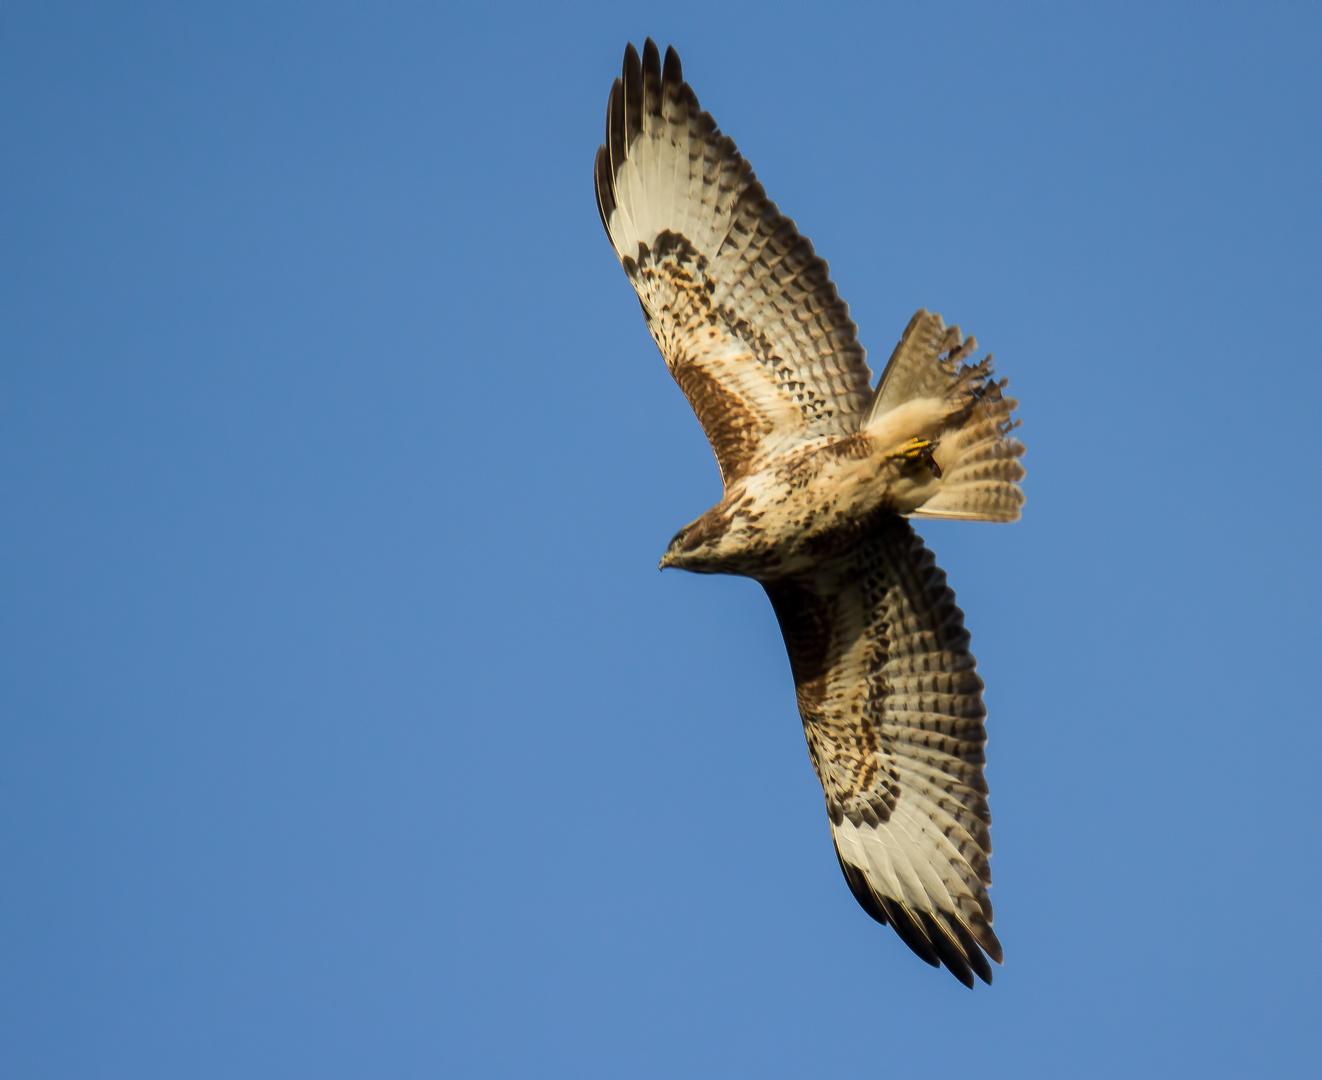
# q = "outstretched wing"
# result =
<box><xmin>595</xmin><ymin>39</ymin><xmax>874</xmax><ymax>487</ymax></box>
<box><xmin>763</xmin><ymin>515</ymin><xmax>1002</xmax><ymax>986</ymax></box>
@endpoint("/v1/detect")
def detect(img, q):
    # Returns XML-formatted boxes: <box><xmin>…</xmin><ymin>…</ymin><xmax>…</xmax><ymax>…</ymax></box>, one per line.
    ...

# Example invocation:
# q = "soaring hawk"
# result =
<box><xmin>594</xmin><ymin>40</ymin><xmax>1025</xmax><ymax>986</ymax></box>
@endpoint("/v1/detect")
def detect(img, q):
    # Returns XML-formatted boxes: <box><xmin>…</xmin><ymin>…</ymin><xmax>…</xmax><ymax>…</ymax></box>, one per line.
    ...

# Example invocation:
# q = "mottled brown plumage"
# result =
<box><xmin>596</xmin><ymin>39</ymin><xmax>1025</xmax><ymax>986</ymax></box>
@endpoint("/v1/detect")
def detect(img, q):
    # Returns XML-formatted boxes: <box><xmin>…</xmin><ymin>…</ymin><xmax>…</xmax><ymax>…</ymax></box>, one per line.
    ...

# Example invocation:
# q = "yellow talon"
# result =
<box><xmin>887</xmin><ymin>437</ymin><xmax>942</xmax><ymax>478</ymax></box>
<box><xmin>890</xmin><ymin>437</ymin><xmax>934</xmax><ymax>460</ymax></box>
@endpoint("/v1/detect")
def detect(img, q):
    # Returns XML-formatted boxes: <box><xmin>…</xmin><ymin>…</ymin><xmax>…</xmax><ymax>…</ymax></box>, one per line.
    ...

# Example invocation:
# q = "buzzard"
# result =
<box><xmin>594</xmin><ymin>40</ymin><xmax>1025</xmax><ymax>986</ymax></box>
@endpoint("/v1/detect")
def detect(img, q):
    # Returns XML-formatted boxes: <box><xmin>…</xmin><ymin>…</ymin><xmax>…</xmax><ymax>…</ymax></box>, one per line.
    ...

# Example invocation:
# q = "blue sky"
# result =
<box><xmin>3</xmin><ymin>3</ymin><xmax>1320</xmax><ymax>1076</ymax></box>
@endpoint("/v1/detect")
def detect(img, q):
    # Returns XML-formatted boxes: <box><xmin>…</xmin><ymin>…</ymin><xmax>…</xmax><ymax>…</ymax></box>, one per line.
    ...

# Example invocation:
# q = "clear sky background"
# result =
<box><xmin>3</xmin><ymin>3</ymin><xmax>1320</xmax><ymax>1077</ymax></box>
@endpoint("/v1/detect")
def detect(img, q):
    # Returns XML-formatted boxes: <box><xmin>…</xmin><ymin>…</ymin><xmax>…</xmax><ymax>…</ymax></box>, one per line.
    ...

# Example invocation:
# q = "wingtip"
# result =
<box><xmin>593</xmin><ymin>144</ymin><xmax>613</xmax><ymax>235</ymax></box>
<box><xmin>663</xmin><ymin>43</ymin><xmax>682</xmax><ymax>85</ymax></box>
<box><xmin>641</xmin><ymin>38</ymin><xmax>662</xmax><ymax>120</ymax></box>
<box><xmin>835</xmin><ymin>848</ymin><xmax>997</xmax><ymax>986</ymax></box>
<box><xmin>621</xmin><ymin>41</ymin><xmax>644</xmax><ymax>146</ymax></box>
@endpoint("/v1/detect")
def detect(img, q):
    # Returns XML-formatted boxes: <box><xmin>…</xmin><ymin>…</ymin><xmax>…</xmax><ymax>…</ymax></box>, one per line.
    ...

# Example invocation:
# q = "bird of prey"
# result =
<box><xmin>594</xmin><ymin>39</ymin><xmax>1025</xmax><ymax>987</ymax></box>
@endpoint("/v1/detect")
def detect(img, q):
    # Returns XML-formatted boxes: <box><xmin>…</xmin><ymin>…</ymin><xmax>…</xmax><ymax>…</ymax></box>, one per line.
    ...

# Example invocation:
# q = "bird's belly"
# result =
<box><xmin>721</xmin><ymin>461</ymin><xmax>914</xmax><ymax>578</ymax></box>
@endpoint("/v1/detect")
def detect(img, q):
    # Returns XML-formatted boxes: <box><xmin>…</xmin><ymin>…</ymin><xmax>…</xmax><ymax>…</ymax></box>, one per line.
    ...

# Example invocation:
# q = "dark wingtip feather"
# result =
<box><xmin>836</xmin><ymin>849</ymin><xmax>889</xmax><ymax>927</ymax></box>
<box><xmin>607</xmin><ymin>77</ymin><xmax>625</xmax><ymax>179</ymax></box>
<box><xmin>967</xmin><ymin>904</ymin><xmax>1004</xmax><ymax>962</ymax></box>
<box><xmin>663</xmin><ymin>44</ymin><xmax>682</xmax><ymax>86</ymax></box>
<box><xmin>952</xmin><ymin>919</ymin><xmax>995</xmax><ymax>984</ymax></box>
<box><xmin>876</xmin><ymin>896</ymin><xmax>941</xmax><ymax>968</ymax></box>
<box><xmin>641</xmin><ymin>38</ymin><xmax>662</xmax><ymax>120</ymax></box>
<box><xmin>593</xmin><ymin>144</ymin><xmax>614</xmax><ymax>235</ymax></box>
<box><xmin>836</xmin><ymin>846</ymin><xmax>996</xmax><ymax>986</ymax></box>
<box><xmin>968</xmin><ymin>911</ymin><xmax>1004</xmax><ymax>964</ymax></box>
<box><xmin>622</xmin><ymin>42</ymin><xmax>643</xmax><ymax>147</ymax></box>
<box><xmin>920</xmin><ymin>911</ymin><xmax>976</xmax><ymax>988</ymax></box>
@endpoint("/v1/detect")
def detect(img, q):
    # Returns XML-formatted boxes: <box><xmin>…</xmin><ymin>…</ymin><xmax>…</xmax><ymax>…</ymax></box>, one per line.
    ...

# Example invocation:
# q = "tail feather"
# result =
<box><xmin>868</xmin><ymin>310</ymin><xmax>1026</xmax><ymax>523</ymax></box>
<box><xmin>869</xmin><ymin>309</ymin><xmax>980</xmax><ymax>422</ymax></box>
<box><xmin>922</xmin><ymin>382</ymin><xmax>1025</xmax><ymax>522</ymax></box>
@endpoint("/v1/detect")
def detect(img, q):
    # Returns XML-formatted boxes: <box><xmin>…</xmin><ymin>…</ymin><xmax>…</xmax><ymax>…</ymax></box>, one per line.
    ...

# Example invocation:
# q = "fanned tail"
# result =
<box><xmin>919</xmin><ymin>364</ymin><xmax>1025</xmax><ymax>522</ymax></box>
<box><xmin>867</xmin><ymin>310</ymin><xmax>1025</xmax><ymax>523</ymax></box>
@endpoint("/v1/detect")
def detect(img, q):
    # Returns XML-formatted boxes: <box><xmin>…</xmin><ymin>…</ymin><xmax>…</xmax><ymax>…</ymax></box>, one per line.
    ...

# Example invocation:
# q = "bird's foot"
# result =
<box><xmin>887</xmin><ymin>437</ymin><xmax>942</xmax><ymax>479</ymax></box>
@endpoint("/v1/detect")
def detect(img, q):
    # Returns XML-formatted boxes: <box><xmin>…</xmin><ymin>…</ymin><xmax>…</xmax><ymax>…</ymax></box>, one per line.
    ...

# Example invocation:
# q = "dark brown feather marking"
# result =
<box><xmin>621</xmin><ymin>43</ymin><xmax>642</xmax><ymax>147</ymax></box>
<box><xmin>763</xmin><ymin>578</ymin><xmax>833</xmax><ymax>687</ymax></box>
<box><xmin>623</xmin><ymin>231</ymin><xmax>787</xmax><ymax>485</ymax></box>
<box><xmin>835</xmin><ymin>843</ymin><xmax>889</xmax><ymax>926</ymax></box>
<box><xmin>593</xmin><ymin>145</ymin><xmax>614</xmax><ymax>234</ymax></box>
<box><xmin>671</xmin><ymin>362</ymin><xmax>767</xmax><ymax>485</ymax></box>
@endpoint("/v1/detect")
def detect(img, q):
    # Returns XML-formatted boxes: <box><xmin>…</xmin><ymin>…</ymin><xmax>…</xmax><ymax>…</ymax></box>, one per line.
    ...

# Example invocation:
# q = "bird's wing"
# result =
<box><xmin>595</xmin><ymin>40</ymin><xmax>874</xmax><ymax>487</ymax></box>
<box><xmin>763</xmin><ymin>515</ymin><xmax>1002</xmax><ymax>986</ymax></box>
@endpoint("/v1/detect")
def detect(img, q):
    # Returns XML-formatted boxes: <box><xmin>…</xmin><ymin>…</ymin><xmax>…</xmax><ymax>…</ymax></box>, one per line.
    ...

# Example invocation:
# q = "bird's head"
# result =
<box><xmin>658</xmin><ymin>509</ymin><xmax>730</xmax><ymax>574</ymax></box>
